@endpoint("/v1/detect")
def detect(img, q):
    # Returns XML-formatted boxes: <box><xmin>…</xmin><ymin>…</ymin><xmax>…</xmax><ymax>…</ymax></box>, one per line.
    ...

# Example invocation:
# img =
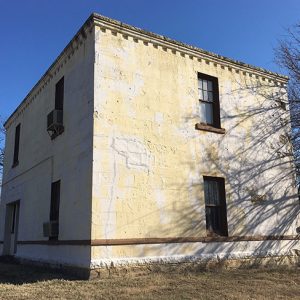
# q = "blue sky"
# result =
<box><xmin>0</xmin><ymin>0</ymin><xmax>300</xmax><ymax>121</ymax></box>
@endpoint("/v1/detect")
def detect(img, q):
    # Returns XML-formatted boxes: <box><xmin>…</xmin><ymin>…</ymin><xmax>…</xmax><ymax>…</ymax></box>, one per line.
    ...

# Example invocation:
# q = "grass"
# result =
<box><xmin>0</xmin><ymin>262</ymin><xmax>299</xmax><ymax>299</ymax></box>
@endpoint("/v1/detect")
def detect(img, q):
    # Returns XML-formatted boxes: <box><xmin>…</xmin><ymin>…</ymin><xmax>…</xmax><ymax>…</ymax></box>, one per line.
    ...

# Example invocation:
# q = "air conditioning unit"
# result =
<box><xmin>43</xmin><ymin>221</ymin><xmax>59</xmax><ymax>237</ymax></box>
<box><xmin>47</xmin><ymin>109</ymin><xmax>64</xmax><ymax>139</ymax></box>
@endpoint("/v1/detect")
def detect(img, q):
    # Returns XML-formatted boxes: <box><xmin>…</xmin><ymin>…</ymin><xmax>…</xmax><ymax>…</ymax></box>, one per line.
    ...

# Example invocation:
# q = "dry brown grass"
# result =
<box><xmin>0</xmin><ymin>262</ymin><xmax>299</xmax><ymax>299</ymax></box>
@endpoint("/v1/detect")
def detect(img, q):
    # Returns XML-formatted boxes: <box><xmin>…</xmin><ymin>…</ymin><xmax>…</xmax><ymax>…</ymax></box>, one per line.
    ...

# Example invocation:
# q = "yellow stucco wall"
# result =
<box><xmin>0</xmin><ymin>14</ymin><xmax>298</xmax><ymax>267</ymax></box>
<box><xmin>91</xmin><ymin>25</ymin><xmax>299</xmax><ymax>261</ymax></box>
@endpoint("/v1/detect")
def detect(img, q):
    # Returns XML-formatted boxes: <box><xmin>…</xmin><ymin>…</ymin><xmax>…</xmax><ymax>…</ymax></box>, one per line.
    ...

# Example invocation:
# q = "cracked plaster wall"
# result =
<box><xmin>91</xmin><ymin>26</ymin><xmax>300</xmax><ymax>261</ymax></box>
<box><xmin>2</xmin><ymin>21</ymin><xmax>298</xmax><ymax>268</ymax></box>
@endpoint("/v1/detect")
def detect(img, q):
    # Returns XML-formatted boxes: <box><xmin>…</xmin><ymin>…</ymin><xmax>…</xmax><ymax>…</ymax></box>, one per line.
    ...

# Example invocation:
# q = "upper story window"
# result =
<box><xmin>12</xmin><ymin>123</ymin><xmax>21</xmax><ymax>167</ymax></box>
<box><xmin>198</xmin><ymin>73</ymin><xmax>220</xmax><ymax>128</ymax></box>
<box><xmin>196</xmin><ymin>73</ymin><xmax>224</xmax><ymax>134</ymax></box>
<box><xmin>55</xmin><ymin>77</ymin><xmax>64</xmax><ymax>111</ymax></box>
<box><xmin>47</xmin><ymin>77</ymin><xmax>65</xmax><ymax>140</ymax></box>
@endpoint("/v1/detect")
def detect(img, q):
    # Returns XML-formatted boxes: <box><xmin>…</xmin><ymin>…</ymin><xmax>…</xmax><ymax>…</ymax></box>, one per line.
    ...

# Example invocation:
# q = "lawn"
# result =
<box><xmin>0</xmin><ymin>262</ymin><xmax>299</xmax><ymax>299</ymax></box>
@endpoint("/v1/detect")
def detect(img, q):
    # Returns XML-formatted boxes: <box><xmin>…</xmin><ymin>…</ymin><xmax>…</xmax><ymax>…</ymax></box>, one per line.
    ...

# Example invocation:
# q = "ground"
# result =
<box><xmin>0</xmin><ymin>262</ymin><xmax>299</xmax><ymax>299</ymax></box>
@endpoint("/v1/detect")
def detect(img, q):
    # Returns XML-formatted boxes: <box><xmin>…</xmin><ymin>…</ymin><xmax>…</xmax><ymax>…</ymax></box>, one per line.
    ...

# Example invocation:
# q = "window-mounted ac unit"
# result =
<box><xmin>43</xmin><ymin>221</ymin><xmax>59</xmax><ymax>237</ymax></box>
<box><xmin>47</xmin><ymin>109</ymin><xmax>64</xmax><ymax>139</ymax></box>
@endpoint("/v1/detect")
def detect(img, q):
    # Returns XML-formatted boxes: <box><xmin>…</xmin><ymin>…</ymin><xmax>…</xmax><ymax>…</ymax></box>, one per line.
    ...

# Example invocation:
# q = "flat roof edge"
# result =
<box><xmin>91</xmin><ymin>13</ymin><xmax>288</xmax><ymax>81</ymax></box>
<box><xmin>4</xmin><ymin>12</ymin><xmax>288</xmax><ymax>128</ymax></box>
<box><xmin>4</xmin><ymin>14</ymin><xmax>95</xmax><ymax>128</ymax></box>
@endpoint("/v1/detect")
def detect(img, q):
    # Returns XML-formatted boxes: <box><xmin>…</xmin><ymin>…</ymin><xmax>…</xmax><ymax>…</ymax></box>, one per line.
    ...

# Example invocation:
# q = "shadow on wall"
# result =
<box><xmin>138</xmin><ymin>77</ymin><xmax>300</xmax><ymax>264</ymax></box>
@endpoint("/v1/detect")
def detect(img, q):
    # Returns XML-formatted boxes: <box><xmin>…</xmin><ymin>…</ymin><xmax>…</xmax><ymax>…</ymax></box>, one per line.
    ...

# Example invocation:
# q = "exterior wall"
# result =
<box><xmin>90</xmin><ymin>240</ymin><xmax>299</xmax><ymax>268</ymax></box>
<box><xmin>91</xmin><ymin>24</ymin><xmax>300</xmax><ymax>264</ymax></box>
<box><xmin>0</xmin><ymin>26</ymin><xmax>95</xmax><ymax>268</ymax></box>
<box><xmin>1</xmin><ymin>14</ymin><xmax>299</xmax><ymax>270</ymax></box>
<box><xmin>17</xmin><ymin>245</ymin><xmax>90</xmax><ymax>268</ymax></box>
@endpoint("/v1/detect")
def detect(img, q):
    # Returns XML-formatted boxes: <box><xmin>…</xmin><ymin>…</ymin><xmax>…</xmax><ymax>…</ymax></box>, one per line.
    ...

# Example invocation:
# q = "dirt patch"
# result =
<box><xmin>0</xmin><ymin>262</ymin><xmax>299</xmax><ymax>299</ymax></box>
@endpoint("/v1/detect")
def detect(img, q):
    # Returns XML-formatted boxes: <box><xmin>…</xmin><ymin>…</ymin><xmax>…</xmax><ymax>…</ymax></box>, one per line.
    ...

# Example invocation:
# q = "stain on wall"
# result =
<box><xmin>91</xmin><ymin>24</ymin><xmax>299</xmax><ymax>261</ymax></box>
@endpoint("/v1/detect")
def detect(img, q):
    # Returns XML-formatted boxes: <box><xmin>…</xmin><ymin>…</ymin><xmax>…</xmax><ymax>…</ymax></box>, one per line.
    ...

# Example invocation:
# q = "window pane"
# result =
<box><xmin>198</xmin><ymin>79</ymin><xmax>203</xmax><ymax>90</ymax></box>
<box><xmin>211</xmin><ymin>181</ymin><xmax>220</xmax><ymax>205</ymax></box>
<box><xmin>199</xmin><ymin>101</ymin><xmax>206</xmax><ymax>122</ymax></box>
<box><xmin>206</xmin><ymin>207</ymin><xmax>221</xmax><ymax>234</ymax></box>
<box><xmin>205</xmin><ymin>206</ymin><xmax>213</xmax><ymax>232</ymax></box>
<box><xmin>203</xmin><ymin>91</ymin><xmax>208</xmax><ymax>101</ymax></box>
<box><xmin>205</xmin><ymin>102</ymin><xmax>213</xmax><ymax>125</ymax></box>
<box><xmin>203</xmin><ymin>80</ymin><xmax>208</xmax><ymax>91</ymax></box>
<box><xmin>199</xmin><ymin>102</ymin><xmax>214</xmax><ymax>125</ymax></box>
<box><xmin>199</xmin><ymin>89</ymin><xmax>203</xmax><ymax>100</ymax></box>
<box><xmin>204</xmin><ymin>180</ymin><xmax>220</xmax><ymax>205</ymax></box>
<box><xmin>208</xmin><ymin>91</ymin><xmax>213</xmax><ymax>102</ymax></box>
<box><xmin>207</xmin><ymin>80</ymin><xmax>213</xmax><ymax>91</ymax></box>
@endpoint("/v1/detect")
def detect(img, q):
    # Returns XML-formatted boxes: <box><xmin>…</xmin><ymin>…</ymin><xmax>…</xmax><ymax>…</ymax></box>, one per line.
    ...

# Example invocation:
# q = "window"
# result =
<box><xmin>203</xmin><ymin>176</ymin><xmax>228</xmax><ymax>237</ymax></box>
<box><xmin>47</xmin><ymin>77</ymin><xmax>64</xmax><ymax>139</ymax></box>
<box><xmin>10</xmin><ymin>204</ymin><xmax>17</xmax><ymax>234</ymax></box>
<box><xmin>198</xmin><ymin>73</ymin><xmax>221</xmax><ymax>129</ymax></box>
<box><xmin>12</xmin><ymin>123</ymin><xmax>21</xmax><ymax>167</ymax></box>
<box><xmin>55</xmin><ymin>77</ymin><xmax>64</xmax><ymax>111</ymax></box>
<box><xmin>49</xmin><ymin>180</ymin><xmax>60</xmax><ymax>240</ymax></box>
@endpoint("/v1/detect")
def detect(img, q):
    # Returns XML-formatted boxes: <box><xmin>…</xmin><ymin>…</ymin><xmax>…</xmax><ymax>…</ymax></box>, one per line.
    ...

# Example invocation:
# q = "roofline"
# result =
<box><xmin>4</xmin><ymin>12</ymin><xmax>288</xmax><ymax>128</ymax></box>
<box><xmin>4</xmin><ymin>14</ymin><xmax>94</xmax><ymax>128</ymax></box>
<box><xmin>91</xmin><ymin>13</ymin><xmax>288</xmax><ymax>81</ymax></box>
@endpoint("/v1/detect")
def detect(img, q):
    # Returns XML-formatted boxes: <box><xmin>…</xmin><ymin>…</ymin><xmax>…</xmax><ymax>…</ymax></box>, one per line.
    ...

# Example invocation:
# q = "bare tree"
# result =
<box><xmin>276</xmin><ymin>23</ymin><xmax>300</xmax><ymax>178</ymax></box>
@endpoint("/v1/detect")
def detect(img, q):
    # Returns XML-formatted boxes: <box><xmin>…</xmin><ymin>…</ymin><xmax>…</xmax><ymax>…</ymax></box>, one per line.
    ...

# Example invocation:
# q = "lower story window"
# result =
<box><xmin>49</xmin><ymin>180</ymin><xmax>60</xmax><ymax>240</ymax></box>
<box><xmin>203</xmin><ymin>176</ymin><xmax>228</xmax><ymax>237</ymax></box>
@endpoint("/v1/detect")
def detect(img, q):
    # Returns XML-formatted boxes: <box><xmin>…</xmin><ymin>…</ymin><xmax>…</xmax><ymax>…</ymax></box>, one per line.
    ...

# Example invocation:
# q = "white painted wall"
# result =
<box><xmin>17</xmin><ymin>245</ymin><xmax>91</xmax><ymax>268</ymax></box>
<box><xmin>0</xmin><ymin>26</ymin><xmax>95</xmax><ymax>267</ymax></box>
<box><xmin>91</xmin><ymin>239</ymin><xmax>299</xmax><ymax>268</ymax></box>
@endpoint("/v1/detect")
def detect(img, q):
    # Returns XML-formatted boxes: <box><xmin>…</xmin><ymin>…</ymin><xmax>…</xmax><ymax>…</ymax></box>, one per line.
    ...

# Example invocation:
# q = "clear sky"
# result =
<box><xmin>0</xmin><ymin>0</ymin><xmax>300</xmax><ymax>120</ymax></box>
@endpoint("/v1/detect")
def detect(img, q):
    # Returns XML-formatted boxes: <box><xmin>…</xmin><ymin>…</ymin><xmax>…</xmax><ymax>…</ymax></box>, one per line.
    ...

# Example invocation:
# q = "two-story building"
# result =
<box><xmin>0</xmin><ymin>13</ymin><xmax>299</xmax><ymax>277</ymax></box>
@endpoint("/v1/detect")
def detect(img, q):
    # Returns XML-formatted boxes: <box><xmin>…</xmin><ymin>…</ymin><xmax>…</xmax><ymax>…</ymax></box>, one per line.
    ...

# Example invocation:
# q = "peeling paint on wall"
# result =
<box><xmin>111</xmin><ymin>136</ymin><xmax>152</xmax><ymax>171</ymax></box>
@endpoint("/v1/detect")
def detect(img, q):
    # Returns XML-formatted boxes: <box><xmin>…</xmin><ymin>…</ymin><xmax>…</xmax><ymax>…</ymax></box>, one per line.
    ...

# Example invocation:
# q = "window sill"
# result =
<box><xmin>206</xmin><ymin>230</ymin><xmax>228</xmax><ymax>239</ymax></box>
<box><xmin>195</xmin><ymin>123</ymin><xmax>225</xmax><ymax>134</ymax></box>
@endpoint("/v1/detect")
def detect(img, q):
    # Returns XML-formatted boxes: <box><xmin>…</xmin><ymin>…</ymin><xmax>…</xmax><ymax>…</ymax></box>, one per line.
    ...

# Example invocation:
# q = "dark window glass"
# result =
<box><xmin>50</xmin><ymin>180</ymin><xmax>60</xmax><ymax>222</ymax></box>
<box><xmin>13</xmin><ymin>124</ymin><xmax>21</xmax><ymax>167</ymax></box>
<box><xmin>55</xmin><ymin>77</ymin><xmax>64</xmax><ymax>111</ymax></box>
<box><xmin>203</xmin><ymin>176</ymin><xmax>228</xmax><ymax>237</ymax></box>
<box><xmin>10</xmin><ymin>204</ymin><xmax>17</xmax><ymax>234</ymax></box>
<box><xmin>49</xmin><ymin>180</ymin><xmax>60</xmax><ymax>240</ymax></box>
